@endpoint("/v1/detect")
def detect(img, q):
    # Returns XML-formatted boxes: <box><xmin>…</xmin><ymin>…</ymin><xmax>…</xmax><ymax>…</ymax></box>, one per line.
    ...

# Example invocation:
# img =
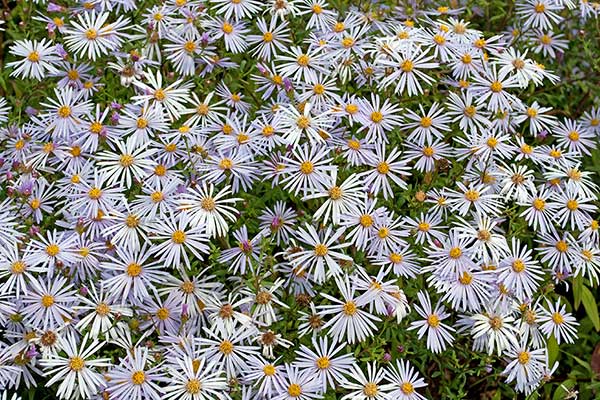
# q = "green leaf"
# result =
<box><xmin>574</xmin><ymin>274</ymin><xmax>583</xmax><ymax>310</ymax></box>
<box><xmin>553</xmin><ymin>379</ymin><xmax>576</xmax><ymax>400</ymax></box>
<box><xmin>547</xmin><ymin>335</ymin><xmax>559</xmax><ymax>366</ymax></box>
<box><xmin>582</xmin><ymin>285</ymin><xmax>600</xmax><ymax>331</ymax></box>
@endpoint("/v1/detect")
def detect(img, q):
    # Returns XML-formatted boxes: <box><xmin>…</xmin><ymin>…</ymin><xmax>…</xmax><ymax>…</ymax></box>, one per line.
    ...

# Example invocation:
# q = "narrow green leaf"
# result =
<box><xmin>574</xmin><ymin>274</ymin><xmax>583</xmax><ymax>310</ymax></box>
<box><xmin>553</xmin><ymin>379</ymin><xmax>576</xmax><ymax>400</ymax></box>
<box><xmin>547</xmin><ymin>335</ymin><xmax>559</xmax><ymax>366</ymax></box>
<box><xmin>582</xmin><ymin>285</ymin><xmax>600</xmax><ymax>331</ymax></box>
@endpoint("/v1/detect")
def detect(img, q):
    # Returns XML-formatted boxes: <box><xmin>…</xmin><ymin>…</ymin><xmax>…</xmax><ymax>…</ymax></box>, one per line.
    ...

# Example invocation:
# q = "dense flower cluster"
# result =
<box><xmin>0</xmin><ymin>0</ymin><xmax>599</xmax><ymax>399</ymax></box>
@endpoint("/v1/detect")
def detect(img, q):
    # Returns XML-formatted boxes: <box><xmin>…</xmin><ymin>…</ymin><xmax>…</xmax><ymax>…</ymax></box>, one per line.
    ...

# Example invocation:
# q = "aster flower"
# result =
<box><xmin>408</xmin><ymin>291</ymin><xmax>455</xmax><ymax>353</ymax></box>
<box><xmin>106</xmin><ymin>346</ymin><xmax>165</xmax><ymax>400</ymax></box>
<box><xmin>41</xmin><ymin>333</ymin><xmax>111</xmax><ymax>400</ymax></box>
<box><xmin>7</xmin><ymin>39</ymin><xmax>60</xmax><ymax>80</ymax></box>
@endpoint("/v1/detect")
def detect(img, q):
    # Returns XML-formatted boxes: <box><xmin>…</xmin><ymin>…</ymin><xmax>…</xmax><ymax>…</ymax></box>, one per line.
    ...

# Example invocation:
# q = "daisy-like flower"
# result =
<box><xmin>513</xmin><ymin>101</ymin><xmax>557</xmax><ymax>135</ymax></box>
<box><xmin>471</xmin><ymin>307</ymin><xmax>520</xmax><ymax>356</ymax></box>
<box><xmin>318</xmin><ymin>275</ymin><xmax>381</xmax><ymax>344</ymax></box>
<box><xmin>355</xmin><ymin>94</ymin><xmax>403</xmax><ymax>143</ymax></box>
<box><xmin>445</xmin><ymin>91</ymin><xmax>491</xmax><ymax>134</ymax></box>
<box><xmin>385</xmin><ymin>359</ymin><xmax>428</xmax><ymax>400</ymax></box>
<box><xmin>132</xmin><ymin>69</ymin><xmax>193</xmax><ymax>121</ymax></box>
<box><xmin>340</xmin><ymin>362</ymin><xmax>392</xmax><ymax>400</ymax></box>
<box><xmin>164</xmin><ymin>356</ymin><xmax>229</xmax><ymax>400</ymax></box>
<box><xmin>64</xmin><ymin>11</ymin><xmax>130</xmax><ymax>61</ymax></box>
<box><xmin>302</xmin><ymin>171</ymin><xmax>364</xmax><ymax>225</ymax></box>
<box><xmin>178</xmin><ymin>183</ymin><xmax>241</xmax><ymax>238</ymax></box>
<box><xmin>516</xmin><ymin>0</ymin><xmax>563</xmax><ymax>30</ymax></box>
<box><xmin>41</xmin><ymin>87</ymin><xmax>92</xmax><ymax>139</ymax></box>
<box><xmin>106</xmin><ymin>346</ymin><xmax>165</xmax><ymax>400</ymax></box>
<box><xmin>554</xmin><ymin>119</ymin><xmax>595</xmax><ymax>155</ymax></box>
<box><xmin>538</xmin><ymin>300</ymin><xmax>578</xmax><ymax>344</ymax></box>
<box><xmin>149</xmin><ymin>212</ymin><xmax>209</xmax><ymax>270</ymax></box>
<box><xmin>41</xmin><ymin>333</ymin><xmax>111</xmax><ymax>400</ymax></box>
<box><xmin>204</xmin><ymin>17</ymin><xmax>250</xmax><ymax>53</ymax></box>
<box><xmin>403</xmin><ymin>102</ymin><xmax>451</xmax><ymax>145</ymax></box>
<box><xmin>289</xmin><ymin>223</ymin><xmax>352</xmax><ymax>284</ymax></box>
<box><xmin>294</xmin><ymin>336</ymin><xmax>355</xmax><ymax>392</ymax></box>
<box><xmin>22</xmin><ymin>276</ymin><xmax>77</xmax><ymax>329</ymax></box>
<box><xmin>101</xmin><ymin>245</ymin><xmax>169</xmax><ymax>303</ymax></box>
<box><xmin>75</xmin><ymin>284</ymin><xmax>132</xmax><ymax>339</ymax></box>
<box><xmin>279</xmin><ymin>102</ymin><xmax>333</xmax><ymax>145</ymax></box>
<box><xmin>498</xmin><ymin>238</ymin><xmax>544</xmax><ymax>299</ymax></box>
<box><xmin>551</xmin><ymin>184</ymin><xmax>597</xmax><ymax>231</ymax></box>
<box><xmin>274</xmin><ymin>364</ymin><xmax>321</xmax><ymax>400</ymax></box>
<box><xmin>248</xmin><ymin>18</ymin><xmax>291</xmax><ymax>61</ymax></box>
<box><xmin>197</xmin><ymin>326</ymin><xmax>259</xmax><ymax>379</ymax></box>
<box><xmin>378</xmin><ymin>43</ymin><xmax>439</xmax><ymax>96</ymax></box>
<box><xmin>408</xmin><ymin>291</ymin><xmax>455</xmax><ymax>353</ymax></box>
<box><xmin>7</xmin><ymin>39</ymin><xmax>60</xmax><ymax>80</ymax></box>
<box><xmin>502</xmin><ymin>342</ymin><xmax>547</xmax><ymax>394</ymax></box>
<box><xmin>277</xmin><ymin>46</ymin><xmax>328</xmax><ymax>82</ymax></box>
<box><xmin>469</xmin><ymin>65</ymin><xmax>521</xmax><ymax>112</ymax></box>
<box><xmin>258</xmin><ymin>201</ymin><xmax>297</xmax><ymax>246</ymax></box>
<box><xmin>281</xmin><ymin>144</ymin><xmax>335</xmax><ymax>197</ymax></box>
<box><xmin>219</xmin><ymin>225</ymin><xmax>261</xmax><ymax>274</ymax></box>
<box><xmin>360</xmin><ymin>144</ymin><xmax>411</xmax><ymax>200</ymax></box>
<box><xmin>447</xmin><ymin>181</ymin><xmax>503</xmax><ymax>217</ymax></box>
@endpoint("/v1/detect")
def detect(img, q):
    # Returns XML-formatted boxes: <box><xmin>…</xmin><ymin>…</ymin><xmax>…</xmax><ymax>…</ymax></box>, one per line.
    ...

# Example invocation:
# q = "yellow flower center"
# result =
<box><xmin>41</xmin><ymin>294</ymin><xmax>55</xmax><ymax>308</ymax></box>
<box><xmin>420</xmin><ymin>116</ymin><xmax>433</xmax><ymax>128</ymax></box>
<box><xmin>219</xmin><ymin>158</ymin><xmax>233</xmax><ymax>170</ymax></box>
<box><xmin>296</xmin><ymin>116</ymin><xmax>311</xmax><ymax>129</ymax></box>
<box><xmin>85</xmin><ymin>28</ymin><xmax>98</xmax><ymax>40</ymax></box>
<box><xmin>401</xmin><ymin>59</ymin><xmax>414</xmax><ymax>72</ymax></box>
<box><xmin>88</xmin><ymin>187</ymin><xmax>102</xmax><ymax>200</ymax></box>
<box><xmin>427</xmin><ymin>314</ymin><xmax>440</xmax><ymax>327</ymax></box>
<box><xmin>95</xmin><ymin>302</ymin><xmax>110</xmax><ymax>316</ymax></box>
<box><xmin>377</xmin><ymin>161</ymin><xmax>390</xmax><ymax>174</ymax></box>
<box><xmin>534</xmin><ymin>2</ymin><xmax>545</xmax><ymax>12</ymax></box>
<box><xmin>201</xmin><ymin>197</ymin><xmax>216</xmax><ymax>211</ymax></box>
<box><xmin>184</xmin><ymin>41</ymin><xmax>196</xmax><ymax>53</ymax></box>
<box><xmin>464</xmin><ymin>189</ymin><xmax>480</xmax><ymax>202</ymax></box>
<box><xmin>46</xmin><ymin>244</ymin><xmax>60</xmax><ymax>257</ymax></box>
<box><xmin>363</xmin><ymin>382</ymin><xmax>378</xmax><ymax>397</ymax></box>
<box><xmin>329</xmin><ymin>186</ymin><xmax>342</xmax><ymax>200</ymax></box>
<box><xmin>219</xmin><ymin>340</ymin><xmax>234</xmax><ymax>354</ymax></box>
<box><xmin>288</xmin><ymin>383</ymin><xmax>302</xmax><ymax>397</ymax></box>
<box><xmin>343</xmin><ymin>301</ymin><xmax>357</xmax><ymax>316</ymax></box>
<box><xmin>568</xmin><ymin>131</ymin><xmax>580</xmax><ymax>141</ymax></box>
<box><xmin>263</xmin><ymin>364</ymin><xmax>276</xmax><ymax>376</ymax></box>
<box><xmin>263</xmin><ymin>32</ymin><xmax>274</xmax><ymax>42</ymax></box>
<box><xmin>172</xmin><ymin>230</ymin><xmax>186</xmax><ymax>244</ymax></box>
<box><xmin>28</xmin><ymin>51</ymin><xmax>40</xmax><ymax>62</ymax></box>
<box><xmin>566</xmin><ymin>199</ymin><xmax>578</xmax><ymax>211</ymax></box>
<box><xmin>518</xmin><ymin>351</ymin><xmax>530</xmax><ymax>365</ymax></box>
<box><xmin>127</xmin><ymin>263</ymin><xmax>142</xmax><ymax>277</ymax></box>
<box><xmin>11</xmin><ymin>261</ymin><xmax>26</xmax><ymax>274</ymax></box>
<box><xmin>458</xmin><ymin>271</ymin><xmax>473</xmax><ymax>285</ymax></box>
<box><xmin>156</xmin><ymin>307</ymin><xmax>170</xmax><ymax>320</ymax></box>
<box><xmin>69</xmin><ymin>356</ymin><xmax>85</xmax><ymax>372</ymax></box>
<box><xmin>185</xmin><ymin>378</ymin><xmax>202</xmax><ymax>394</ymax></box>
<box><xmin>552</xmin><ymin>312</ymin><xmax>564</xmax><ymax>324</ymax></box>
<box><xmin>297</xmin><ymin>54</ymin><xmax>310</xmax><ymax>67</ymax></box>
<box><xmin>390</xmin><ymin>253</ymin><xmax>403</xmax><ymax>263</ymax></box>
<box><xmin>119</xmin><ymin>154</ymin><xmax>135</xmax><ymax>167</ymax></box>
<box><xmin>222</xmin><ymin>22</ymin><xmax>234</xmax><ymax>34</ymax></box>
<box><xmin>449</xmin><ymin>247</ymin><xmax>462</xmax><ymax>259</ymax></box>
<box><xmin>490</xmin><ymin>81</ymin><xmax>503</xmax><ymax>93</ymax></box>
<box><xmin>401</xmin><ymin>382</ymin><xmax>414</xmax><ymax>394</ymax></box>
<box><xmin>512</xmin><ymin>259</ymin><xmax>525</xmax><ymax>273</ymax></box>
<box><xmin>57</xmin><ymin>105</ymin><xmax>71</xmax><ymax>118</ymax></box>
<box><xmin>314</xmin><ymin>244</ymin><xmax>328</xmax><ymax>257</ymax></box>
<box><xmin>316</xmin><ymin>356</ymin><xmax>330</xmax><ymax>370</ymax></box>
<box><xmin>299</xmin><ymin>161</ymin><xmax>314</xmax><ymax>175</ymax></box>
<box><xmin>131</xmin><ymin>371</ymin><xmax>146</xmax><ymax>385</ymax></box>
